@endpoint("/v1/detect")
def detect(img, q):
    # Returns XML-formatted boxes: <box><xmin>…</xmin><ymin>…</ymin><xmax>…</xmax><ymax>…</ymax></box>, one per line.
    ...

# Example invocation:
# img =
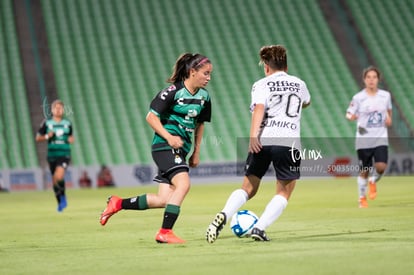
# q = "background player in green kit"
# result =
<box><xmin>36</xmin><ymin>99</ymin><xmax>74</xmax><ymax>212</ymax></box>
<box><xmin>100</xmin><ymin>53</ymin><xmax>213</xmax><ymax>244</ymax></box>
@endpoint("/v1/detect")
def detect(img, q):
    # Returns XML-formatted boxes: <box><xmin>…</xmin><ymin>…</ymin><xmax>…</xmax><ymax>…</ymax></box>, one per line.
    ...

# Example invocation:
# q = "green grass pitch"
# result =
<box><xmin>1</xmin><ymin>176</ymin><xmax>414</xmax><ymax>274</ymax></box>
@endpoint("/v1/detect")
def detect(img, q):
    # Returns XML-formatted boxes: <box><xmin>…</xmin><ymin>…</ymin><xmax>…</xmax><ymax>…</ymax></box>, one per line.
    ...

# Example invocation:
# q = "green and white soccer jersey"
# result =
<box><xmin>149</xmin><ymin>82</ymin><xmax>211</xmax><ymax>154</ymax></box>
<box><xmin>38</xmin><ymin>118</ymin><xmax>73</xmax><ymax>160</ymax></box>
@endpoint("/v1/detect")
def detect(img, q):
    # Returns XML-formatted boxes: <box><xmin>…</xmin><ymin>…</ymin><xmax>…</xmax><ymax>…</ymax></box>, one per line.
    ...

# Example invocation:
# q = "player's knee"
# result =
<box><xmin>53</xmin><ymin>173</ymin><xmax>65</xmax><ymax>182</ymax></box>
<box><xmin>375</xmin><ymin>162</ymin><xmax>387</xmax><ymax>174</ymax></box>
<box><xmin>242</xmin><ymin>175</ymin><xmax>260</xmax><ymax>198</ymax></box>
<box><xmin>153</xmin><ymin>196</ymin><xmax>168</xmax><ymax>208</ymax></box>
<box><xmin>158</xmin><ymin>200</ymin><xmax>167</xmax><ymax>208</ymax></box>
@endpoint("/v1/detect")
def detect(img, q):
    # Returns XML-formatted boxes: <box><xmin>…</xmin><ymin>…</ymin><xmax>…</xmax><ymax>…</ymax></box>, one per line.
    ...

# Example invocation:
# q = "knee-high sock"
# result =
<box><xmin>121</xmin><ymin>195</ymin><xmax>149</xmax><ymax>210</ymax></box>
<box><xmin>161</xmin><ymin>204</ymin><xmax>180</xmax><ymax>230</ymax></box>
<box><xmin>53</xmin><ymin>180</ymin><xmax>65</xmax><ymax>201</ymax></box>
<box><xmin>371</xmin><ymin>170</ymin><xmax>384</xmax><ymax>183</ymax></box>
<box><xmin>222</xmin><ymin>189</ymin><xmax>248</xmax><ymax>220</ymax></box>
<box><xmin>255</xmin><ymin>195</ymin><xmax>288</xmax><ymax>231</ymax></box>
<box><xmin>358</xmin><ymin>176</ymin><xmax>368</xmax><ymax>198</ymax></box>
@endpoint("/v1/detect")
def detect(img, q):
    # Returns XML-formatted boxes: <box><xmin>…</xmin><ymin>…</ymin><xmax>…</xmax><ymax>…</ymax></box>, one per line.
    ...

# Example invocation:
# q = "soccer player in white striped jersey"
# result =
<box><xmin>206</xmin><ymin>45</ymin><xmax>310</xmax><ymax>242</ymax></box>
<box><xmin>346</xmin><ymin>66</ymin><xmax>392</xmax><ymax>208</ymax></box>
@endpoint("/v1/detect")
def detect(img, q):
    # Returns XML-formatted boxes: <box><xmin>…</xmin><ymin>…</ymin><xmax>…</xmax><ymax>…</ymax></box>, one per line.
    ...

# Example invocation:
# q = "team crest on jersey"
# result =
<box><xmin>167</xmin><ymin>84</ymin><xmax>176</xmax><ymax>92</ymax></box>
<box><xmin>55</xmin><ymin>129</ymin><xmax>64</xmax><ymax>137</ymax></box>
<box><xmin>367</xmin><ymin>111</ymin><xmax>383</xmax><ymax>127</ymax></box>
<box><xmin>174</xmin><ymin>155</ymin><xmax>182</xmax><ymax>164</ymax></box>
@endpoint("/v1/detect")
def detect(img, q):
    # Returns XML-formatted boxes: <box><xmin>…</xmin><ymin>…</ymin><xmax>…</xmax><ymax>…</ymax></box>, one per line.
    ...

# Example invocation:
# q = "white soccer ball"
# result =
<box><xmin>230</xmin><ymin>210</ymin><xmax>259</xmax><ymax>237</ymax></box>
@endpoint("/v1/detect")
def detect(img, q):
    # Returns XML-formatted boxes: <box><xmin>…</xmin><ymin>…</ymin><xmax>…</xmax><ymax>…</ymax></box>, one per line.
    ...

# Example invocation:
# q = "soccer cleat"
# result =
<box><xmin>155</xmin><ymin>229</ymin><xmax>186</xmax><ymax>244</ymax></box>
<box><xmin>100</xmin><ymin>195</ymin><xmax>122</xmax><ymax>225</ymax></box>
<box><xmin>368</xmin><ymin>179</ymin><xmax>377</xmax><ymax>200</ymax></box>
<box><xmin>251</xmin><ymin>227</ymin><xmax>270</xmax><ymax>241</ymax></box>
<box><xmin>57</xmin><ymin>195</ymin><xmax>67</xmax><ymax>212</ymax></box>
<box><xmin>206</xmin><ymin>212</ymin><xmax>227</xmax><ymax>243</ymax></box>
<box><xmin>359</xmin><ymin>196</ymin><xmax>368</xmax><ymax>208</ymax></box>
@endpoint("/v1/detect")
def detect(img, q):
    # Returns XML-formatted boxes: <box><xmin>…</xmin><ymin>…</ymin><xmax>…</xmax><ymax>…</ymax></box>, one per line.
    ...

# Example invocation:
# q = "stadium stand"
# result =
<box><xmin>38</xmin><ymin>0</ymin><xmax>358</xmax><ymax>166</ymax></box>
<box><xmin>41</xmin><ymin>0</ymin><xmax>152</xmax><ymax>165</ymax></box>
<box><xmin>5</xmin><ymin>0</ymin><xmax>411</xmax><ymax>169</ymax></box>
<box><xmin>346</xmin><ymin>0</ymin><xmax>414</xmax><ymax>136</ymax></box>
<box><xmin>0</xmin><ymin>0</ymin><xmax>38</xmax><ymax>169</ymax></box>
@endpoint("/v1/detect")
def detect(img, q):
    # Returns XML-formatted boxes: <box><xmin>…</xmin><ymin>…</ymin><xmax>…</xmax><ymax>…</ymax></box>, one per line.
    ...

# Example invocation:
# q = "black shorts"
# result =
<box><xmin>152</xmin><ymin>149</ymin><xmax>189</xmax><ymax>184</ymax></box>
<box><xmin>48</xmin><ymin>157</ymin><xmax>71</xmax><ymax>175</ymax></box>
<box><xmin>357</xmin><ymin>145</ymin><xmax>388</xmax><ymax>170</ymax></box>
<box><xmin>245</xmin><ymin>146</ymin><xmax>300</xmax><ymax>180</ymax></box>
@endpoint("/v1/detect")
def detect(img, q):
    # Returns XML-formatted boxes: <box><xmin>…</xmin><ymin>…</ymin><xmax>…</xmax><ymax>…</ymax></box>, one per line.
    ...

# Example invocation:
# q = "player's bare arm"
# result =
<box><xmin>189</xmin><ymin>123</ymin><xmax>204</xmax><ymax>167</ymax></box>
<box><xmin>249</xmin><ymin>104</ymin><xmax>264</xmax><ymax>153</ymax></box>
<box><xmin>345</xmin><ymin>112</ymin><xmax>358</xmax><ymax>121</ymax></box>
<box><xmin>385</xmin><ymin>109</ymin><xmax>392</xmax><ymax>127</ymax></box>
<box><xmin>146</xmin><ymin>112</ymin><xmax>183</xmax><ymax>149</ymax></box>
<box><xmin>302</xmin><ymin>101</ymin><xmax>311</xmax><ymax>109</ymax></box>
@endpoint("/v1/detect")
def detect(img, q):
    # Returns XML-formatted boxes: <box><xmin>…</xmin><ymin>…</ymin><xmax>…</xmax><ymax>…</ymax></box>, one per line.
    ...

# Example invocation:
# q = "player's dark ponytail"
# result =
<box><xmin>167</xmin><ymin>53</ymin><xmax>210</xmax><ymax>83</ymax></box>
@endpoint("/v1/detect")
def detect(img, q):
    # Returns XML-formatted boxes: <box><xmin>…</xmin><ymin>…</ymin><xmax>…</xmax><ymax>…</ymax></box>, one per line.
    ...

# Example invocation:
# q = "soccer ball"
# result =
<box><xmin>230</xmin><ymin>210</ymin><xmax>259</xmax><ymax>237</ymax></box>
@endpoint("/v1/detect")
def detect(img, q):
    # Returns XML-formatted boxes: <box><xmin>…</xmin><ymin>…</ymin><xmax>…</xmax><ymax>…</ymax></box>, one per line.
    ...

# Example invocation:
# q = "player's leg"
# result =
<box><xmin>220</xmin><ymin>153</ymin><xmax>265</xmax><ymax>218</ymax></box>
<box><xmin>251</xmin><ymin>146</ymin><xmax>298</xmax><ymax>241</ymax></box>
<box><xmin>218</xmin><ymin>174</ymin><xmax>261</xmax><ymax>223</ymax></box>
<box><xmin>49</xmin><ymin>161</ymin><xmax>58</xmax><ymax>200</ymax></box>
<box><xmin>155</xmin><ymin>170</ymin><xmax>190</xmax><ymax>244</ymax></box>
<box><xmin>153</xmin><ymin>148</ymin><xmax>190</xmax><ymax>243</ymax></box>
<box><xmin>205</xmin><ymin>176</ymin><xmax>255</xmax><ymax>244</ymax></box>
<box><xmin>48</xmin><ymin>158</ymin><xmax>68</xmax><ymax>212</ymax></box>
<box><xmin>53</xmin><ymin>166</ymin><xmax>67</xmax><ymax>211</ymax></box>
<box><xmin>101</xmin><ymin>184</ymin><xmax>175</xmax><ymax>226</ymax></box>
<box><xmin>147</xmin><ymin>181</ymin><xmax>175</xmax><ymax>207</ymax></box>
<box><xmin>101</xmin><ymin>181</ymin><xmax>174</xmax><ymax>225</ymax></box>
<box><xmin>369</xmin><ymin>146</ymin><xmax>388</xmax><ymax>200</ymax></box>
<box><xmin>100</xmin><ymin>149</ymin><xmax>183</xmax><ymax>226</ymax></box>
<box><xmin>357</xmin><ymin>149</ymin><xmax>373</xmax><ymax>207</ymax></box>
<box><xmin>251</xmin><ymin>179</ymin><xmax>294</xmax><ymax>241</ymax></box>
<box><xmin>120</xmin><ymin>177</ymin><xmax>175</xmax><ymax>210</ymax></box>
<box><xmin>206</xmin><ymin>151</ymin><xmax>270</xmax><ymax>243</ymax></box>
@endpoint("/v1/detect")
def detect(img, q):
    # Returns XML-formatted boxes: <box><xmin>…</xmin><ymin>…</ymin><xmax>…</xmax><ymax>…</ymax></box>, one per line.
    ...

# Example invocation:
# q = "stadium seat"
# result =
<box><xmin>346</xmin><ymin>0</ymin><xmax>414</xmax><ymax>138</ymax></box>
<box><xmin>0</xmin><ymin>0</ymin><xmax>38</xmax><ymax>169</ymax></box>
<box><xmin>39</xmin><ymin>0</ymin><xmax>374</xmax><ymax>165</ymax></box>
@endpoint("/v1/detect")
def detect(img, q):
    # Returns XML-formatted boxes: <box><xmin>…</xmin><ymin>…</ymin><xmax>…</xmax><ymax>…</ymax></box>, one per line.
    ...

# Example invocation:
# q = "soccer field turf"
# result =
<box><xmin>1</xmin><ymin>176</ymin><xmax>413</xmax><ymax>274</ymax></box>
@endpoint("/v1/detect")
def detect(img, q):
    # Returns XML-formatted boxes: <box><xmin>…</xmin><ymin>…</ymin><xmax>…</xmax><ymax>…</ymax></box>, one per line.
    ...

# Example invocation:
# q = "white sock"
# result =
<box><xmin>254</xmin><ymin>195</ymin><xmax>288</xmax><ymax>231</ymax></box>
<box><xmin>357</xmin><ymin>176</ymin><xmax>368</xmax><ymax>198</ymax></box>
<box><xmin>372</xmin><ymin>170</ymin><xmax>383</xmax><ymax>183</ymax></box>
<box><xmin>222</xmin><ymin>189</ymin><xmax>248</xmax><ymax>220</ymax></box>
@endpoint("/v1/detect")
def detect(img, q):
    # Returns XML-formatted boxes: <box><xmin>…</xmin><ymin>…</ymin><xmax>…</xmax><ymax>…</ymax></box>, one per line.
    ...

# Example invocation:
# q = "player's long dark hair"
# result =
<box><xmin>167</xmin><ymin>53</ymin><xmax>211</xmax><ymax>83</ymax></box>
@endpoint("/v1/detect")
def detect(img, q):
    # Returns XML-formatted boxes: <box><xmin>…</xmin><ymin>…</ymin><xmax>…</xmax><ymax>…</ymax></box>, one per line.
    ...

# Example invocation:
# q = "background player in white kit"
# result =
<box><xmin>206</xmin><ymin>45</ymin><xmax>310</xmax><ymax>242</ymax></box>
<box><xmin>346</xmin><ymin>66</ymin><xmax>392</xmax><ymax>208</ymax></box>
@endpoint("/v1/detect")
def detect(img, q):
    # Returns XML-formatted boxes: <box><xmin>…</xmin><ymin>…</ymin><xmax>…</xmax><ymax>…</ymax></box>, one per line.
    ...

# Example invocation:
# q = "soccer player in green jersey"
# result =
<box><xmin>100</xmin><ymin>53</ymin><xmax>213</xmax><ymax>244</ymax></box>
<box><xmin>36</xmin><ymin>99</ymin><xmax>74</xmax><ymax>212</ymax></box>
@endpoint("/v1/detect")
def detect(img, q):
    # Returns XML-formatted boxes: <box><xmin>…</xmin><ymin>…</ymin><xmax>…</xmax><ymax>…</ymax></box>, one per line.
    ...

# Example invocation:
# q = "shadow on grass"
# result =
<box><xmin>280</xmin><ymin>228</ymin><xmax>387</xmax><ymax>241</ymax></box>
